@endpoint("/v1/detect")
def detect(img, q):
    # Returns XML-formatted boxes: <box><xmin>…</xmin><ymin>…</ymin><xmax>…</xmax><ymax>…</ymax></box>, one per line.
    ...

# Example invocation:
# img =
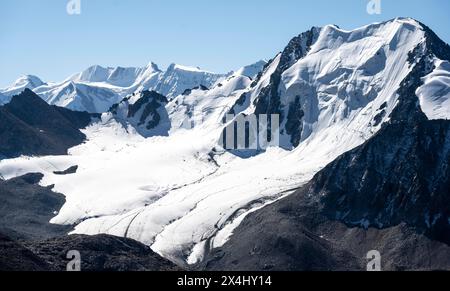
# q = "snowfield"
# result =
<box><xmin>1</xmin><ymin>18</ymin><xmax>449</xmax><ymax>266</ymax></box>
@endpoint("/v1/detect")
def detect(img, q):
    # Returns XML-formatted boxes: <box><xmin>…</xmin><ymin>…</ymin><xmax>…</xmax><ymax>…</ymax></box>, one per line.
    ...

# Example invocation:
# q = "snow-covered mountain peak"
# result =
<box><xmin>310</xmin><ymin>18</ymin><xmax>425</xmax><ymax>56</ymax></box>
<box><xmin>11</xmin><ymin>74</ymin><xmax>45</xmax><ymax>88</ymax></box>
<box><xmin>235</xmin><ymin>60</ymin><xmax>268</xmax><ymax>79</ymax></box>
<box><xmin>167</xmin><ymin>63</ymin><xmax>211</xmax><ymax>74</ymax></box>
<box><xmin>154</xmin><ymin>63</ymin><xmax>225</xmax><ymax>98</ymax></box>
<box><xmin>106</xmin><ymin>90</ymin><xmax>171</xmax><ymax>137</ymax></box>
<box><xmin>74</xmin><ymin>65</ymin><xmax>111</xmax><ymax>83</ymax></box>
<box><xmin>147</xmin><ymin>62</ymin><xmax>162</xmax><ymax>72</ymax></box>
<box><xmin>71</xmin><ymin>64</ymin><xmax>145</xmax><ymax>88</ymax></box>
<box><xmin>225</xmin><ymin>18</ymin><xmax>429</xmax><ymax>151</ymax></box>
<box><xmin>0</xmin><ymin>75</ymin><xmax>46</xmax><ymax>100</ymax></box>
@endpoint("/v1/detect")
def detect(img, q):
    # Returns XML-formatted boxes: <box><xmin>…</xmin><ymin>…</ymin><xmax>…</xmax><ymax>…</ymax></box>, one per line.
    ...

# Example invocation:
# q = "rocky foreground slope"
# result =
<box><xmin>0</xmin><ymin>233</ymin><xmax>181</xmax><ymax>271</ymax></box>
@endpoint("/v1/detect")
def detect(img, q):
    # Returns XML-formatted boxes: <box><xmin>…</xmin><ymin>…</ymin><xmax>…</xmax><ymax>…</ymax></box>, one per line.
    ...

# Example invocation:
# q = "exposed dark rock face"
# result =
<box><xmin>53</xmin><ymin>165</ymin><xmax>78</xmax><ymax>175</ymax></box>
<box><xmin>371</xmin><ymin>102</ymin><xmax>387</xmax><ymax>127</ymax></box>
<box><xmin>127</xmin><ymin>91</ymin><xmax>168</xmax><ymax>130</ymax></box>
<box><xmin>0</xmin><ymin>173</ymin><xmax>73</xmax><ymax>241</ymax></box>
<box><xmin>317</xmin><ymin>120</ymin><xmax>450</xmax><ymax>243</ymax></box>
<box><xmin>253</xmin><ymin>27</ymin><xmax>321</xmax><ymax>147</ymax></box>
<box><xmin>182</xmin><ymin>89</ymin><xmax>192</xmax><ymax>96</ymax></box>
<box><xmin>0</xmin><ymin>89</ymin><xmax>96</xmax><ymax>159</ymax></box>
<box><xmin>254</xmin><ymin>28</ymin><xmax>318</xmax><ymax>111</ymax></box>
<box><xmin>285</xmin><ymin>96</ymin><xmax>305</xmax><ymax>147</ymax></box>
<box><xmin>228</xmin><ymin>93</ymin><xmax>248</xmax><ymax>116</ymax></box>
<box><xmin>205</xmin><ymin>95</ymin><xmax>450</xmax><ymax>271</ymax></box>
<box><xmin>55</xmin><ymin>106</ymin><xmax>99</xmax><ymax>129</ymax></box>
<box><xmin>419</xmin><ymin>21</ymin><xmax>450</xmax><ymax>62</ymax></box>
<box><xmin>182</xmin><ymin>85</ymin><xmax>209</xmax><ymax>96</ymax></box>
<box><xmin>110</xmin><ymin>90</ymin><xmax>170</xmax><ymax>137</ymax></box>
<box><xmin>223</xmin><ymin>27</ymin><xmax>321</xmax><ymax>151</ymax></box>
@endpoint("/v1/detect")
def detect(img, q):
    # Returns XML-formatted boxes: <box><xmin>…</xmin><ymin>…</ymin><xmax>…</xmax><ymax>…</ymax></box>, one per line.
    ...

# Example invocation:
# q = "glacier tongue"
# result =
<box><xmin>1</xmin><ymin>18</ymin><xmax>449</xmax><ymax>266</ymax></box>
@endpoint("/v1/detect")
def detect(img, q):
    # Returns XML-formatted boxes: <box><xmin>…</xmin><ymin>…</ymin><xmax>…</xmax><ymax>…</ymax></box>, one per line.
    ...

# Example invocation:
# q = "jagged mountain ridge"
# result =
<box><xmin>107</xmin><ymin>90</ymin><xmax>171</xmax><ymax>137</ymax></box>
<box><xmin>0</xmin><ymin>61</ymin><xmax>260</xmax><ymax>113</ymax></box>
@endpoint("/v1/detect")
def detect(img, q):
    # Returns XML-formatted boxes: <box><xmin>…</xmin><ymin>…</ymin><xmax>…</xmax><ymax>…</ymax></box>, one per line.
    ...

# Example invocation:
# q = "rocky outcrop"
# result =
<box><xmin>109</xmin><ymin>90</ymin><xmax>171</xmax><ymax>137</ymax></box>
<box><xmin>53</xmin><ymin>165</ymin><xmax>78</xmax><ymax>175</ymax></box>
<box><xmin>0</xmin><ymin>173</ymin><xmax>72</xmax><ymax>241</ymax></box>
<box><xmin>0</xmin><ymin>89</ymin><xmax>96</xmax><ymax>159</ymax></box>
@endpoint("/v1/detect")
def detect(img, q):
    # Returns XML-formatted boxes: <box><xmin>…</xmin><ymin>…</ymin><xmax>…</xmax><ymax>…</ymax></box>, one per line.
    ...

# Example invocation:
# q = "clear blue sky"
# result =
<box><xmin>1</xmin><ymin>0</ymin><xmax>449</xmax><ymax>87</ymax></box>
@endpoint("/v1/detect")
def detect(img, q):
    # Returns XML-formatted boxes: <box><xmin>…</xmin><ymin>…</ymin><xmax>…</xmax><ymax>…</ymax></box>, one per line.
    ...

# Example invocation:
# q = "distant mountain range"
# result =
<box><xmin>0</xmin><ymin>61</ymin><xmax>266</xmax><ymax>113</ymax></box>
